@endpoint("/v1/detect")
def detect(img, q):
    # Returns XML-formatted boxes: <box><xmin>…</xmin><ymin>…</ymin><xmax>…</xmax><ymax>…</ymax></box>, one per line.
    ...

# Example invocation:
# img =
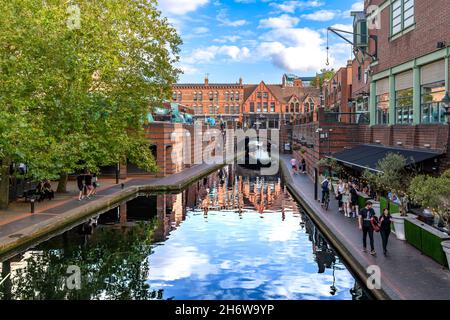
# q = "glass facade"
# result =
<box><xmin>421</xmin><ymin>81</ymin><xmax>446</xmax><ymax>124</ymax></box>
<box><xmin>395</xmin><ymin>88</ymin><xmax>413</xmax><ymax>124</ymax></box>
<box><xmin>376</xmin><ymin>93</ymin><xmax>389</xmax><ymax>125</ymax></box>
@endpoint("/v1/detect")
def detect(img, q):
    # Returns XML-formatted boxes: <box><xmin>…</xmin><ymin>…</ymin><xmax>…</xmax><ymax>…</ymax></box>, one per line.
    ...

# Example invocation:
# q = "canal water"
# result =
<box><xmin>0</xmin><ymin>165</ymin><xmax>371</xmax><ymax>300</ymax></box>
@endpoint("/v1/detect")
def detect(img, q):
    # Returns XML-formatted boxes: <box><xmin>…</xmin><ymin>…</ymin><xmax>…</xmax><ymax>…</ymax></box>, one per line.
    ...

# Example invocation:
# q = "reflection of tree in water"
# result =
<box><xmin>1</xmin><ymin>221</ymin><xmax>160</xmax><ymax>300</ymax></box>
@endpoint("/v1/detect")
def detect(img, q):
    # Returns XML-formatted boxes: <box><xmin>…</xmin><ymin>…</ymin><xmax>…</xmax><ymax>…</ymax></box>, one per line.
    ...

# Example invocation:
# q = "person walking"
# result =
<box><xmin>290</xmin><ymin>158</ymin><xmax>298</xmax><ymax>175</ymax></box>
<box><xmin>91</xmin><ymin>173</ymin><xmax>98</xmax><ymax>196</ymax></box>
<box><xmin>77</xmin><ymin>174</ymin><xmax>85</xmax><ymax>201</ymax></box>
<box><xmin>342</xmin><ymin>183</ymin><xmax>350</xmax><ymax>217</ymax></box>
<box><xmin>84</xmin><ymin>171</ymin><xmax>93</xmax><ymax>199</ymax></box>
<box><xmin>379</xmin><ymin>208</ymin><xmax>392</xmax><ymax>256</ymax></box>
<box><xmin>301</xmin><ymin>158</ymin><xmax>306</xmax><ymax>174</ymax></box>
<box><xmin>350</xmin><ymin>183</ymin><xmax>359</xmax><ymax>218</ymax></box>
<box><xmin>358</xmin><ymin>201</ymin><xmax>376</xmax><ymax>256</ymax></box>
<box><xmin>336</xmin><ymin>179</ymin><xmax>345</xmax><ymax>213</ymax></box>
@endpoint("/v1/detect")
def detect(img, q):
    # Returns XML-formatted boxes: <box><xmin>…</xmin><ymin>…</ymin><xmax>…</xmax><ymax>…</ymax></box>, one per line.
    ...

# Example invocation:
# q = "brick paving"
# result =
<box><xmin>280</xmin><ymin>154</ymin><xmax>450</xmax><ymax>300</ymax></box>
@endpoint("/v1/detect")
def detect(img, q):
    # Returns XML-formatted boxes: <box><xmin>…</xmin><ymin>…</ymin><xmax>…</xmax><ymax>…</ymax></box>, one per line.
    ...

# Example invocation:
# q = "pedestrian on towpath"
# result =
<box><xmin>358</xmin><ymin>201</ymin><xmax>376</xmax><ymax>256</ymax></box>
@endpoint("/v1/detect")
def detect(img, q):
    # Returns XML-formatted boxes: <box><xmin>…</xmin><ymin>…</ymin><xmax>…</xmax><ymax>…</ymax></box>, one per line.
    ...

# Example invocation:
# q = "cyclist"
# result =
<box><xmin>321</xmin><ymin>177</ymin><xmax>331</xmax><ymax>207</ymax></box>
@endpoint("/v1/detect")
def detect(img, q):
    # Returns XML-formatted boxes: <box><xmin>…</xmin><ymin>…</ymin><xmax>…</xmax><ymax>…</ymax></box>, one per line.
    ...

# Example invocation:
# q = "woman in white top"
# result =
<box><xmin>342</xmin><ymin>183</ymin><xmax>351</xmax><ymax>217</ymax></box>
<box><xmin>336</xmin><ymin>179</ymin><xmax>345</xmax><ymax>213</ymax></box>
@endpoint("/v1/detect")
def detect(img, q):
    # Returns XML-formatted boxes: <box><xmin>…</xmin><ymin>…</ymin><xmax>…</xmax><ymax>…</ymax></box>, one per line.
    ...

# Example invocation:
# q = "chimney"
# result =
<box><xmin>239</xmin><ymin>77</ymin><xmax>243</xmax><ymax>85</ymax></box>
<box><xmin>204</xmin><ymin>74</ymin><xmax>209</xmax><ymax>86</ymax></box>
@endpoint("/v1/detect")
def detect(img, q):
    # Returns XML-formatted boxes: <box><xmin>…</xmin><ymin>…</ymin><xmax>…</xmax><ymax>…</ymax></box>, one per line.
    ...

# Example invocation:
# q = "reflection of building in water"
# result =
<box><xmin>153</xmin><ymin>193</ymin><xmax>186</xmax><ymax>242</ymax></box>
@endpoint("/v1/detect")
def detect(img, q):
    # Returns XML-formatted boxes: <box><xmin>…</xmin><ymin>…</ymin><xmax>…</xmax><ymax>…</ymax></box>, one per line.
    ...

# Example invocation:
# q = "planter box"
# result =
<box><xmin>357</xmin><ymin>193</ymin><xmax>371</xmax><ymax>209</ymax></box>
<box><xmin>405</xmin><ymin>217</ymin><xmax>450</xmax><ymax>266</ymax></box>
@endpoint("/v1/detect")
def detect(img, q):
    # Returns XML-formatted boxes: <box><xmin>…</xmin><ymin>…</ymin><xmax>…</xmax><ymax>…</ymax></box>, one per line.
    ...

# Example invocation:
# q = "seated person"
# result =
<box><xmin>43</xmin><ymin>180</ymin><xmax>54</xmax><ymax>200</ymax></box>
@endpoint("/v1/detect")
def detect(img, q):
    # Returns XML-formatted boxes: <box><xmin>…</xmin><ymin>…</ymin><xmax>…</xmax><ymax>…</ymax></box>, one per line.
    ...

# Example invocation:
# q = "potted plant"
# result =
<box><xmin>363</xmin><ymin>153</ymin><xmax>413</xmax><ymax>240</ymax></box>
<box><xmin>409</xmin><ymin>170</ymin><xmax>450</xmax><ymax>268</ymax></box>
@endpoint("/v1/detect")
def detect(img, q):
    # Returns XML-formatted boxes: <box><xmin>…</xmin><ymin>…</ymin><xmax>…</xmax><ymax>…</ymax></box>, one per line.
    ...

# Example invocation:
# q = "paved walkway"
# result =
<box><xmin>0</xmin><ymin>162</ymin><xmax>224</xmax><ymax>259</ymax></box>
<box><xmin>280</xmin><ymin>155</ymin><xmax>450</xmax><ymax>300</ymax></box>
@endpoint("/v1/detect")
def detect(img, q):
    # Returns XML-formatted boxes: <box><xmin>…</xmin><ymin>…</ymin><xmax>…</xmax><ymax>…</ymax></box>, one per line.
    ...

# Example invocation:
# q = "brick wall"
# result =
<box><xmin>369</xmin><ymin>0</ymin><xmax>450</xmax><ymax>74</ymax></box>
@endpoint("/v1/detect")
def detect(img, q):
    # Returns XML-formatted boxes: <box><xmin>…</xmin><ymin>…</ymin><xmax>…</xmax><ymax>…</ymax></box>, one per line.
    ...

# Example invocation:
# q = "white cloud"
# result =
<box><xmin>185</xmin><ymin>45</ymin><xmax>251</xmax><ymax>64</ymax></box>
<box><xmin>258</xmin><ymin>14</ymin><xmax>300</xmax><ymax>29</ymax></box>
<box><xmin>301</xmin><ymin>10</ymin><xmax>337</xmax><ymax>21</ymax></box>
<box><xmin>193</xmin><ymin>27</ymin><xmax>210</xmax><ymax>34</ymax></box>
<box><xmin>257</xmin><ymin>28</ymin><xmax>328</xmax><ymax>73</ymax></box>
<box><xmin>270</xmin><ymin>0</ymin><xmax>323</xmax><ymax>14</ymax></box>
<box><xmin>214</xmin><ymin>35</ymin><xmax>242</xmax><ymax>43</ymax></box>
<box><xmin>350</xmin><ymin>1</ymin><xmax>364</xmax><ymax>11</ymax></box>
<box><xmin>159</xmin><ymin>0</ymin><xmax>209</xmax><ymax>15</ymax></box>
<box><xmin>217</xmin><ymin>9</ymin><xmax>248</xmax><ymax>27</ymax></box>
<box><xmin>179</xmin><ymin>64</ymin><xmax>201</xmax><ymax>75</ymax></box>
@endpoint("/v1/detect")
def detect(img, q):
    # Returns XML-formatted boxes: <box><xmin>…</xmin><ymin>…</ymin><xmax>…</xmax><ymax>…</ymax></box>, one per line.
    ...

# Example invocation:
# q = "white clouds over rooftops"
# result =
<box><xmin>270</xmin><ymin>1</ymin><xmax>324</xmax><ymax>14</ymax></box>
<box><xmin>184</xmin><ymin>45</ymin><xmax>251</xmax><ymax>64</ymax></box>
<box><xmin>257</xmin><ymin>28</ymin><xmax>327</xmax><ymax>72</ymax></box>
<box><xmin>159</xmin><ymin>0</ymin><xmax>209</xmax><ymax>15</ymax></box>
<box><xmin>301</xmin><ymin>9</ymin><xmax>338</xmax><ymax>21</ymax></box>
<box><xmin>258</xmin><ymin>14</ymin><xmax>300</xmax><ymax>29</ymax></box>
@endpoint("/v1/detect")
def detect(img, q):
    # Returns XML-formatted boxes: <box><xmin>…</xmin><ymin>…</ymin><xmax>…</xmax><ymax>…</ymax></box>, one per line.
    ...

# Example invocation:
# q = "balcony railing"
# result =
<box><xmin>321</xmin><ymin>112</ymin><xmax>370</xmax><ymax>124</ymax></box>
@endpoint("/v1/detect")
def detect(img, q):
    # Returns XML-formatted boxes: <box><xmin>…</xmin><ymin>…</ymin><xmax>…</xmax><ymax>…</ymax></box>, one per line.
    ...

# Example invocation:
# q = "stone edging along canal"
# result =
<box><xmin>0</xmin><ymin>162</ymin><xmax>226</xmax><ymax>262</ymax></box>
<box><xmin>279</xmin><ymin>160</ymin><xmax>389</xmax><ymax>301</ymax></box>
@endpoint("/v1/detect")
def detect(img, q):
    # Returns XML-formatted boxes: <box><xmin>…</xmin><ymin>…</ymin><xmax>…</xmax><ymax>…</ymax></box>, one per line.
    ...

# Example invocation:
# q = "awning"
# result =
<box><xmin>330</xmin><ymin>144</ymin><xmax>442</xmax><ymax>172</ymax></box>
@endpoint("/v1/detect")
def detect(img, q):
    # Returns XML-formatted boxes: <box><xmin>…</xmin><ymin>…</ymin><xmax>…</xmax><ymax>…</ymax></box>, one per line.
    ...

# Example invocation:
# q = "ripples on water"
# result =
<box><xmin>0</xmin><ymin>165</ymin><xmax>370</xmax><ymax>300</ymax></box>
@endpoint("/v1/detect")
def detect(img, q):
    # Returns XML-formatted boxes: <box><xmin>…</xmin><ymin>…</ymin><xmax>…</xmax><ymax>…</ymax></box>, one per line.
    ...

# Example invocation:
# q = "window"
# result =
<box><xmin>198</xmin><ymin>93</ymin><xmax>202</xmax><ymax>101</ymax></box>
<box><xmin>235</xmin><ymin>92</ymin><xmax>239</xmax><ymax>101</ymax></box>
<box><xmin>214</xmin><ymin>92</ymin><xmax>218</xmax><ymax>101</ymax></box>
<box><xmin>376</xmin><ymin>93</ymin><xmax>389</xmax><ymax>124</ymax></box>
<box><xmin>421</xmin><ymin>81</ymin><xmax>446</xmax><ymax>124</ymax></box>
<box><xmin>304</xmin><ymin>103</ymin><xmax>310</xmax><ymax>113</ymax></box>
<box><xmin>269</xmin><ymin>120</ymin><xmax>278</xmax><ymax>129</ymax></box>
<box><xmin>172</xmin><ymin>92</ymin><xmax>177</xmax><ymax>101</ymax></box>
<box><xmin>193</xmin><ymin>92</ymin><xmax>197</xmax><ymax>101</ymax></box>
<box><xmin>230</xmin><ymin>105</ymin><xmax>234</xmax><ymax>114</ymax></box>
<box><xmin>391</xmin><ymin>0</ymin><xmax>414</xmax><ymax>35</ymax></box>
<box><xmin>395</xmin><ymin>88</ymin><xmax>413</xmax><ymax>124</ymax></box>
<box><xmin>285</xmin><ymin>105</ymin><xmax>289</xmax><ymax>113</ymax></box>
<box><xmin>225</xmin><ymin>105</ymin><xmax>229</xmax><ymax>114</ymax></box>
<box><xmin>263</xmin><ymin>102</ymin><xmax>268</xmax><ymax>112</ymax></box>
<box><xmin>236</xmin><ymin>105</ymin><xmax>240</xmax><ymax>113</ymax></box>
<box><xmin>225</xmin><ymin>92</ymin><xmax>229</xmax><ymax>101</ymax></box>
<box><xmin>263</xmin><ymin>92</ymin><xmax>268</xmax><ymax>99</ymax></box>
<box><xmin>209</xmin><ymin>92</ymin><xmax>213</xmax><ymax>101</ymax></box>
<box><xmin>358</xmin><ymin>66</ymin><xmax>362</xmax><ymax>81</ymax></box>
<box><xmin>270</xmin><ymin>102</ymin><xmax>275</xmax><ymax>112</ymax></box>
<box><xmin>209</xmin><ymin>105</ymin><xmax>213</xmax><ymax>114</ymax></box>
<box><xmin>250</xmin><ymin>102</ymin><xmax>255</xmax><ymax>112</ymax></box>
<box><xmin>257</xmin><ymin>102</ymin><xmax>261</xmax><ymax>112</ymax></box>
<box><xmin>290</xmin><ymin>103</ymin><xmax>294</xmax><ymax>113</ymax></box>
<box><xmin>295</xmin><ymin>103</ymin><xmax>299</xmax><ymax>113</ymax></box>
<box><xmin>257</xmin><ymin>92</ymin><xmax>262</xmax><ymax>98</ymax></box>
<box><xmin>178</xmin><ymin>92</ymin><xmax>182</xmax><ymax>101</ymax></box>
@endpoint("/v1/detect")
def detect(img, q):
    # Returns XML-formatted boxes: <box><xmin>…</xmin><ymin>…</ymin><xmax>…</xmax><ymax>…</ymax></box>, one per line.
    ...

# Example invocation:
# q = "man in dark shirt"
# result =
<box><xmin>358</xmin><ymin>201</ymin><xmax>376</xmax><ymax>255</ymax></box>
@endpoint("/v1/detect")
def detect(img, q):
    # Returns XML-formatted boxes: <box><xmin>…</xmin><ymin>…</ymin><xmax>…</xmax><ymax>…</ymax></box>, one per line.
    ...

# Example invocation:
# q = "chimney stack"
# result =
<box><xmin>204</xmin><ymin>74</ymin><xmax>209</xmax><ymax>85</ymax></box>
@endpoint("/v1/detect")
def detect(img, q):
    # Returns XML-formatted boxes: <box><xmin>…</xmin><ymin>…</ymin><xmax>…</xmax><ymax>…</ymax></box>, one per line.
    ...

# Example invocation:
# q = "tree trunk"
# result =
<box><xmin>0</xmin><ymin>158</ymin><xmax>11</xmax><ymax>210</ymax></box>
<box><xmin>57</xmin><ymin>172</ymin><xmax>68</xmax><ymax>193</ymax></box>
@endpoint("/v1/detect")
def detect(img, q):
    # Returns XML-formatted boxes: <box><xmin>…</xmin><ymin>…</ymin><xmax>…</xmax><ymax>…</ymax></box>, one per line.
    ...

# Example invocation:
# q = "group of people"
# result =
<box><xmin>290</xmin><ymin>157</ymin><xmax>306</xmax><ymax>175</ymax></box>
<box><xmin>77</xmin><ymin>172</ymin><xmax>98</xmax><ymax>201</ymax></box>
<box><xmin>334</xmin><ymin>179</ymin><xmax>360</xmax><ymax>218</ymax></box>
<box><xmin>319</xmin><ymin>176</ymin><xmax>393</xmax><ymax>256</ymax></box>
<box><xmin>35</xmin><ymin>180</ymin><xmax>55</xmax><ymax>202</ymax></box>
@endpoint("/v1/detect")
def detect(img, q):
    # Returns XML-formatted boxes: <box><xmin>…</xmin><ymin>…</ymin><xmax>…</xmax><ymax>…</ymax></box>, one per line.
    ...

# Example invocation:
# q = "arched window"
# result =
<box><xmin>235</xmin><ymin>92</ymin><xmax>239</xmax><ymax>101</ymax></box>
<box><xmin>193</xmin><ymin>92</ymin><xmax>197</xmax><ymax>101</ymax></box>
<box><xmin>295</xmin><ymin>103</ymin><xmax>299</xmax><ymax>113</ymax></box>
<box><xmin>198</xmin><ymin>92</ymin><xmax>203</xmax><ymax>101</ymax></box>
<box><xmin>172</xmin><ymin>92</ymin><xmax>177</xmax><ymax>101</ymax></box>
<box><xmin>225</xmin><ymin>92</ymin><xmax>229</xmax><ymax>101</ymax></box>
<box><xmin>290</xmin><ymin>103</ymin><xmax>295</xmax><ymax>113</ymax></box>
<box><xmin>304</xmin><ymin>103</ymin><xmax>310</xmax><ymax>113</ymax></box>
<box><xmin>209</xmin><ymin>92</ymin><xmax>213</xmax><ymax>101</ymax></box>
<box><xmin>225</xmin><ymin>105</ymin><xmax>229</xmax><ymax>114</ymax></box>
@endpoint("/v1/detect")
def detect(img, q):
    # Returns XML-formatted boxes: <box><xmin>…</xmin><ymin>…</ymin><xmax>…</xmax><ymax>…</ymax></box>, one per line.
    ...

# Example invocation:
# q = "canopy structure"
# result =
<box><xmin>329</xmin><ymin>144</ymin><xmax>442</xmax><ymax>173</ymax></box>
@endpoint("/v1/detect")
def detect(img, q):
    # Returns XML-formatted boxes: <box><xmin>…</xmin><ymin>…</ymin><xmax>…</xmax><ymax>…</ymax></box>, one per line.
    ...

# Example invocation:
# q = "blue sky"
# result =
<box><xmin>158</xmin><ymin>0</ymin><xmax>364</xmax><ymax>84</ymax></box>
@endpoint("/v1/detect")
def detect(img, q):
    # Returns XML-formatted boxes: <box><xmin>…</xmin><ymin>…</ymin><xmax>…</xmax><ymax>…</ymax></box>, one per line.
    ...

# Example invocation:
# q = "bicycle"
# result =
<box><xmin>321</xmin><ymin>191</ymin><xmax>330</xmax><ymax>211</ymax></box>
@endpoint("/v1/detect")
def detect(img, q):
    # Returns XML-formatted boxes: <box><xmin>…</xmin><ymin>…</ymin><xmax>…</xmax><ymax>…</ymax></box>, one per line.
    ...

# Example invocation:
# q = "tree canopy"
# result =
<box><xmin>0</xmin><ymin>0</ymin><xmax>182</xmax><ymax>206</ymax></box>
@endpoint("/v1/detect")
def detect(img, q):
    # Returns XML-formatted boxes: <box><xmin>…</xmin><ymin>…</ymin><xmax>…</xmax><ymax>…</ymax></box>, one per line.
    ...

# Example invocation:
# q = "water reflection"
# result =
<box><xmin>0</xmin><ymin>165</ymin><xmax>370</xmax><ymax>300</ymax></box>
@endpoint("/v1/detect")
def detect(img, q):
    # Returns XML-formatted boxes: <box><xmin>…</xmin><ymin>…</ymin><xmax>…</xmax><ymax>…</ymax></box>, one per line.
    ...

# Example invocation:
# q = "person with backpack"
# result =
<box><xmin>349</xmin><ymin>183</ymin><xmax>359</xmax><ymax>218</ymax></box>
<box><xmin>379</xmin><ymin>208</ymin><xmax>392</xmax><ymax>256</ymax></box>
<box><xmin>358</xmin><ymin>201</ymin><xmax>377</xmax><ymax>256</ymax></box>
<box><xmin>321</xmin><ymin>177</ymin><xmax>331</xmax><ymax>205</ymax></box>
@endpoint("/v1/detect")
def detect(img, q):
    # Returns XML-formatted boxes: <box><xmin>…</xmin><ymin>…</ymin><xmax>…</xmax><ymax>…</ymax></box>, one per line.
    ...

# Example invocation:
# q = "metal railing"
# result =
<box><xmin>322</xmin><ymin>112</ymin><xmax>370</xmax><ymax>124</ymax></box>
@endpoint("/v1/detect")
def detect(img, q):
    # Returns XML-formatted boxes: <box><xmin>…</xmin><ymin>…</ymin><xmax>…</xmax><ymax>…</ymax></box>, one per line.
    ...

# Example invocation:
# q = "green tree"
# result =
<box><xmin>362</xmin><ymin>153</ymin><xmax>414</xmax><ymax>216</ymax></box>
<box><xmin>409</xmin><ymin>170</ymin><xmax>450</xmax><ymax>230</ymax></box>
<box><xmin>0</xmin><ymin>0</ymin><xmax>181</xmax><ymax>204</ymax></box>
<box><xmin>317</xmin><ymin>158</ymin><xmax>344</xmax><ymax>178</ymax></box>
<box><xmin>311</xmin><ymin>69</ymin><xmax>335</xmax><ymax>88</ymax></box>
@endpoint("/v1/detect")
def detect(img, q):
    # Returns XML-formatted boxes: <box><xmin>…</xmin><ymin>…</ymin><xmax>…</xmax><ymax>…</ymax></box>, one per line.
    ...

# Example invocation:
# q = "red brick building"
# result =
<box><xmin>172</xmin><ymin>76</ymin><xmax>244</xmax><ymax>127</ymax></box>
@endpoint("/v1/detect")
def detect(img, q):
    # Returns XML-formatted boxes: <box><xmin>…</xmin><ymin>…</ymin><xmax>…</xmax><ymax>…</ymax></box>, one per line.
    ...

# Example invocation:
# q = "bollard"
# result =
<box><xmin>30</xmin><ymin>199</ymin><xmax>35</xmax><ymax>214</ymax></box>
